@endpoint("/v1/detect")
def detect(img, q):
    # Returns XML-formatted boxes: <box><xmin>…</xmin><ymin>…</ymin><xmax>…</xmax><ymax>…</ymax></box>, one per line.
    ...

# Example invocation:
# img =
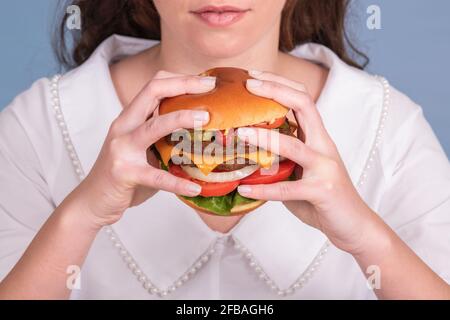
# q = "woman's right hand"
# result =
<box><xmin>70</xmin><ymin>71</ymin><xmax>216</xmax><ymax>228</ymax></box>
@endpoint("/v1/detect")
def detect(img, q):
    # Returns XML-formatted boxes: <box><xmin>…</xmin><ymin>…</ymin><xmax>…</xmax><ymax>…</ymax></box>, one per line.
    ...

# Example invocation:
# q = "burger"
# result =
<box><xmin>152</xmin><ymin>67</ymin><xmax>298</xmax><ymax>216</ymax></box>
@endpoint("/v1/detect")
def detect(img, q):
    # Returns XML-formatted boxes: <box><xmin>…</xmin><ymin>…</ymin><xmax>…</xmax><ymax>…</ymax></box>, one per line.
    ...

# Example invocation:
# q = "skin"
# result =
<box><xmin>0</xmin><ymin>0</ymin><xmax>449</xmax><ymax>299</ymax></box>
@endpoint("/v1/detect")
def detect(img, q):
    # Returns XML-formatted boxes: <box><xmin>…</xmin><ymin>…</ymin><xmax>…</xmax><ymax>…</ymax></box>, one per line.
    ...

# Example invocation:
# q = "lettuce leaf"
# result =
<box><xmin>232</xmin><ymin>192</ymin><xmax>255</xmax><ymax>207</ymax></box>
<box><xmin>182</xmin><ymin>194</ymin><xmax>235</xmax><ymax>216</ymax></box>
<box><xmin>181</xmin><ymin>191</ymin><xmax>258</xmax><ymax>216</ymax></box>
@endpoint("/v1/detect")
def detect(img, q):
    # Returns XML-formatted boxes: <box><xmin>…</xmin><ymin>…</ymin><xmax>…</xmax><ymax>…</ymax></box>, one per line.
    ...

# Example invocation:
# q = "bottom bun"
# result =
<box><xmin>177</xmin><ymin>195</ymin><xmax>266</xmax><ymax>216</ymax></box>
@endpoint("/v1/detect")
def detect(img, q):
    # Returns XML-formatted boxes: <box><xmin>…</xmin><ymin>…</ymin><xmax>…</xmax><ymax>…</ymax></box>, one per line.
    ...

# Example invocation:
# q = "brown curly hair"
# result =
<box><xmin>54</xmin><ymin>0</ymin><xmax>368</xmax><ymax>70</ymax></box>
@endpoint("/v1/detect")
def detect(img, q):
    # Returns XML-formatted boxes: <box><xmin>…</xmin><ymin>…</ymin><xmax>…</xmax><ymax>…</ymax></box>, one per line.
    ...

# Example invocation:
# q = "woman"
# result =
<box><xmin>0</xmin><ymin>0</ymin><xmax>449</xmax><ymax>299</ymax></box>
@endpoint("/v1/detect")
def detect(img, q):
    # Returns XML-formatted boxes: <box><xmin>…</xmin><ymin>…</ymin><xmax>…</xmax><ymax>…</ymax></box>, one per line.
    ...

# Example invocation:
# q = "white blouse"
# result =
<box><xmin>0</xmin><ymin>35</ymin><xmax>449</xmax><ymax>300</ymax></box>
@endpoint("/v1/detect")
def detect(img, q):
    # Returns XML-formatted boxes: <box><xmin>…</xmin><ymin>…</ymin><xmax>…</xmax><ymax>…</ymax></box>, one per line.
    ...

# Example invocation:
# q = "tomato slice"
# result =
<box><xmin>196</xmin><ymin>180</ymin><xmax>240</xmax><ymax>197</ymax></box>
<box><xmin>168</xmin><ymin>159</ymin><xmax>296</xmax><ymax>197</ymax></box>
<box><xmin>240</xmin><ymin>160</ymin><xmax>296</xmax><ymax>185</ymax></box>
<box><xmin>169</xmin><ymin>165</ymin><xmax>239</xmax><ymax>197</ymax></box>
<box><xmin>253</xmin><ymin>117</ymin><xmax>286</xmax><ymax>129</ymax></box>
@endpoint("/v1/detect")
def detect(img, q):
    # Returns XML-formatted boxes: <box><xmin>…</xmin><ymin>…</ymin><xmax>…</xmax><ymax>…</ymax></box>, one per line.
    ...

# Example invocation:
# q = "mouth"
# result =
<box><xmin>190</xmin><ymin>5</ymin><xmax>251</xmax><ymax>28</ymax></box>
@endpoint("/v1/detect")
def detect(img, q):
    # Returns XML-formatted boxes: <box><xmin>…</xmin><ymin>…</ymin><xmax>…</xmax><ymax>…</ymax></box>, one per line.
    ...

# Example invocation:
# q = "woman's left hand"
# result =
<box><xmin>237</xmin><ymin>70</ymin><xmax>382</xmax><ymax>255</ymax></box>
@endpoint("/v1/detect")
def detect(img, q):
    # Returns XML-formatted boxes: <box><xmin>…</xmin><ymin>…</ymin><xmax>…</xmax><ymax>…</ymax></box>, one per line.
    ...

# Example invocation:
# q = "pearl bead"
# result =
<box><xmin>151</xmin><ymin>288</ymin><xmax>159</xmax><ymax>294</ymax></box>
<box><xmin>138</xmin><ymin>276</ymin><xmax>147</xmax><ymax>283</ymax></box>
<box><xmin>356</xmin><ymin>76</ymin><xmax>389</xmax><ymax>191</ymax></box>
<box><xmin>143</xmin><ymin>282</ymin><xmax>152</xmax><ymax>290</ymax></box>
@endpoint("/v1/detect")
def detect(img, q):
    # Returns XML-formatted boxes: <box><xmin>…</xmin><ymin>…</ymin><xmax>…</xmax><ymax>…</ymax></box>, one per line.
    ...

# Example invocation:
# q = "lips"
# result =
<box><xmin>191</xmin><ymin>5</ymin><xmax>250</xmax><ymax>27</ymax></box>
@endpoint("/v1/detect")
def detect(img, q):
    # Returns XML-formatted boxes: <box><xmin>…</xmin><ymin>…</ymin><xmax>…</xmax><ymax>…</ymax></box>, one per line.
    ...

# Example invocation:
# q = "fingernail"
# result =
<box><xmin>238</xmin><ymin>186</ymin><xmax>252</xmax><ymax>195</ymax></box>
<box><xmin>193</xmin><ymin>111</ymin><xmax>210</xmax><ymax>122</ymax></box>
<box><xmin>247</xmin><ymin>79</ymin><xmax>263</xmax><ymax>88</ymax></box>
<box><xmin>249</xmin><ymin>70</ymin><xmax>263</xmax><ymax>77</ymax></box>
<box><xmin>200</xmin><ymin>76</ymin><xmax>217</xmax><ymax>87</ymax></box>
<box><xmin>237</xmin><ymin>127</ymin><xmax>256</xmax><ymax>137</ymax></box>
<box><xmin>187</xmin><ymin>184</ymin><xmax>202</xmax><ymax>195</ymax></box>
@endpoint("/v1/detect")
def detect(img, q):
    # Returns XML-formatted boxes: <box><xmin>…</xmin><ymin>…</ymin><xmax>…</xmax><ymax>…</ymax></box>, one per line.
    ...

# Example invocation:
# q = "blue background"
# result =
<box><xmin>0</xmin><ymin>0</ymin><xmax>449</xmax><ymax>155</ymax></box>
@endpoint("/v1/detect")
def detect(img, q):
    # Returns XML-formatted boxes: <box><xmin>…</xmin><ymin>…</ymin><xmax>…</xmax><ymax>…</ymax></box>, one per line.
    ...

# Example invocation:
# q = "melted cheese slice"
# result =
<box><xmin>156</xmin><ymin>139</ymin><xmax>275</xmax><ymax>175</ymax></box>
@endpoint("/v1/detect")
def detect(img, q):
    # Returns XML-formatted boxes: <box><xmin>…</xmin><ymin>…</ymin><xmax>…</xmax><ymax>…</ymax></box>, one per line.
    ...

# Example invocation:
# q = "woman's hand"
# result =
<box><xmin>235</xmin><ymin>70</ymin><xmax>450</xmax><ymax>300</ymax></box>
<box><xmin>236</xmin><ymin>70</ymin><xmax>382</xmax><ymax>255</ymax></box>
<box><xmin>0</xmin><ymin>71</ymin><xmax>216</xmax><ymax>300</ymax></box>
<box><xmin>72</xmin><ymin>71</ymin><xmax>216</xmax><ymax>229</ymax></box>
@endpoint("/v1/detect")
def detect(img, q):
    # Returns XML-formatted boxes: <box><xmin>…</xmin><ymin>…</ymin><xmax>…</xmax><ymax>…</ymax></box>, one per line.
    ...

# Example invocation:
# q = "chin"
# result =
<box><xmin>190</xmin><ymin>32</ymin><xmax>258</xmax><ymax>59</ymax></box>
